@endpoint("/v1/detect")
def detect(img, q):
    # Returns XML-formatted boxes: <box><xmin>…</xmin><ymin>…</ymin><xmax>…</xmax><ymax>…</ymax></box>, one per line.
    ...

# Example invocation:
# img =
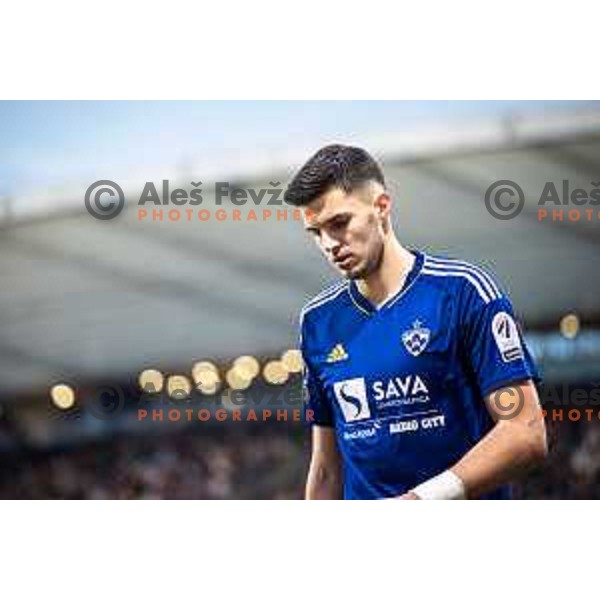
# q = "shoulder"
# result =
<box><xmin>420</xmin><ymin>253</ymin><xmax>504</xmax><ymax>306</ymax></box>
<box><xmin>299</xmin><ymin>279</ymin><xmax>349</xmax><ymax>329</ymax></box>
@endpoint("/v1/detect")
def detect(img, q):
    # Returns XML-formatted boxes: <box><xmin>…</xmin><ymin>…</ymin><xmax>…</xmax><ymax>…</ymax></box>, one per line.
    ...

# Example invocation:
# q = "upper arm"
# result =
<box><xmin>484</xmin><ymin>379</ymin><xmax>542</xmax><ymax>425</ymax></box>
<box><xmin>458</xmin><ymin>268</ymin><xmax>547</xmax><ymax>454</ymax></box>
<box><xmin>300</xmin><ymin>305</ymin><xmax>342</xmax><ymax>497</ymax></box>
<box><xmin>484</xmin><ymin>379</ymin><xmax>548</xmax><ymax>459</ymax></box>
<box><xmin>458</xmin><ymin>269</ymin><xmax>540</xmax><ymax>398</ymax></box>
<box><xmin>300</xmin><ymin>313</ymin><xmax>334</xmax><ymax>427</ymax></box>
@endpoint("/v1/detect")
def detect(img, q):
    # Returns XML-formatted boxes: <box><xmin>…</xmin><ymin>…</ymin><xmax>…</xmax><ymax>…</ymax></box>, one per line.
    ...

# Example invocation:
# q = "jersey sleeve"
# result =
<box><xmin>459</xmin><ymin>272</ymin><xmax>540</xmax><ymax>398</ymax></box>
<box><xmin>299</xmin><ymin>313</ymin><xmax>334</xmax><ymax>427</ymax></box>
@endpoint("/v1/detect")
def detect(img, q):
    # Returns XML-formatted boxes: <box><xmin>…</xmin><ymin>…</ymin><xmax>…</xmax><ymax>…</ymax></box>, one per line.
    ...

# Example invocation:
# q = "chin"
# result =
<box><xmin>331</xmin><ymin>256</ymin><xmax>369</xmax><ymax>279</ymax></box>
<box><xmin>342</xmin><ymin>264</ymin><xmax>368</xmax><ymax>280</ymax></box>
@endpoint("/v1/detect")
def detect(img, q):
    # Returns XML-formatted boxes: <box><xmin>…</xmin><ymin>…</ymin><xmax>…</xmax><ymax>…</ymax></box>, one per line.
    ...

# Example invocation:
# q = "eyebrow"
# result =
<box><xmin>304</xmin><ymin>212</ymin><xmax>352</xmax><ymax>231</ymax></box>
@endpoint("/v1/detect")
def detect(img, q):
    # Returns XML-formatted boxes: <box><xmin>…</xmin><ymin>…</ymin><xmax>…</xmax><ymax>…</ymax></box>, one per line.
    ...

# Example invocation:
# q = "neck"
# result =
<box><xmin>357</xmin><ymin>235</ymin><xmax>415</xmax><ymax>306</ymax></box>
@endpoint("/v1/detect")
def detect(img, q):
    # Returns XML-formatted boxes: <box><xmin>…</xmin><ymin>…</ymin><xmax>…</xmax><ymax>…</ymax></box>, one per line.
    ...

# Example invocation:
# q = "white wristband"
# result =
<box><xmin>412</xmin><ymin>470</ymin><xmax>466</xmax><ymax>500</ymax></box>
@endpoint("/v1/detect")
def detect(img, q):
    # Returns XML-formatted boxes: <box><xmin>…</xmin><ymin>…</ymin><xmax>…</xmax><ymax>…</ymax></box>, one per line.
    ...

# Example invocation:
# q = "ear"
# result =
<box><xmin>373</xmin><ymin>193</ymin><xmax>392</xmax><ymax>220</ymax></box>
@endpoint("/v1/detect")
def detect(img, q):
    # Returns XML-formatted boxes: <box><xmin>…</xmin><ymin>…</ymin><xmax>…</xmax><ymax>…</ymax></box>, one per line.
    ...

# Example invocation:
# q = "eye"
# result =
<box><xmin>330</xmin><ymin>216</ymin><xmax>350</xmax><ymax>230</ymax></box>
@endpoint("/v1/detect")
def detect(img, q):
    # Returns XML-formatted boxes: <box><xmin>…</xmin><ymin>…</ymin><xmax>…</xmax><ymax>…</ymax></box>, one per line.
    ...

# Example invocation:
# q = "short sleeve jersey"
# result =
<box><xmin>300</xmin><ymin>251</ymin><xmax>540</xmax><ymax>499</ymax></box>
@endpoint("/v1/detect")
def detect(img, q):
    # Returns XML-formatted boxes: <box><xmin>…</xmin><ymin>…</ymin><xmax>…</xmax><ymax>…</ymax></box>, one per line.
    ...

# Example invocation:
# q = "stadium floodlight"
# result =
<box><xmin>194</xmin><ymin>368</ymin><xmax>221</xmax><ymax>395</ymax></box>
<box><xmin>560</xmin><ymin>313</ymin><xmax>580</xmax><ymax>339</ymax></box>
<box><xmin>50</xmin><ymin>383</ymin><xmax>76</xmax><ymax>410</ymax></box>
<box><xmin>167</xmin><ymin>375</ymin><xmax>192</xmax><ymax>399</ymax></box>
<box><xmin>232</xmin><ymin>355</ymin><xmax>260</xmax><ymax>380</ymax></box>
<box><xmin>138</xmin><ymin>369</ymin><xmax>165</xmax><ymax>394</ymax></box>
<box><xmin>281</xmin><ymin>349</ymin><xmax>303</xmax><ymax>374</ymax></box>
<box><xmin>225</xmin><ymin>366</ymin><xmax>252</xmax><ymax>391</ymax></box>
<box><xmin>263</xmin><ymin>360</ymin><xmax>289</xmax><ymax>385</ymax></box>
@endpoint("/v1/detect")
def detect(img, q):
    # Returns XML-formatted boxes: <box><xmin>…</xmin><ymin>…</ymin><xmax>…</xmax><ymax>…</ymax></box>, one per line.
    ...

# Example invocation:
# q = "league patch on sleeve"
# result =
<box><xmin>492</xmin><ymin>312</ymin><xmax>524</xmax><ymax>362</ymax></box>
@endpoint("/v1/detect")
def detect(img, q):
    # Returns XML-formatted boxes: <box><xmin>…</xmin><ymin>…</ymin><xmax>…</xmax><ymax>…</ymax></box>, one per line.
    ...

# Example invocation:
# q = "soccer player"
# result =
<box><xmin>285</xmin><ymin>144</ymin><xmax>547</xmax><ymax>500</ymax></box>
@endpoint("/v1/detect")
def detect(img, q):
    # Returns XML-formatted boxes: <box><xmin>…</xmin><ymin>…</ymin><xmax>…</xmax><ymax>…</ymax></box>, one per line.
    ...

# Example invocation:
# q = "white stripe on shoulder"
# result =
<box><xmin>421</xmin><ymin>266</ymin><xmax>493</xmax><ymax>304</ymax></box>
<box><xmin>424</xmin><ymin>256</ymin><xmax>501</xmax><ymax>299</ymax></box>
<box><xmin>302</xmin><ymin>280</ymin><xmax>346</xmax><ymax>311</ymax></box>
<box><xmin>300</xmin><ymin>283</ymin><xmax>348</xmax><ymax>320</ymax></box>
<box><xmin>424</xmin><ymin>257</ymin><xmax>501</xmax><ymax>301</ymax></box>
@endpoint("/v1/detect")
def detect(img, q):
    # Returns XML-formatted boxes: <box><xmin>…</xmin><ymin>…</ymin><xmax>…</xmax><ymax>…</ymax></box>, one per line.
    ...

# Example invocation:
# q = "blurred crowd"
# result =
<box><xmin>0</xmin><ymin>424</ymin><xmax>307</xmax><ymax>499</ymax></box>
<box><xmin>1</xmin><ymin>419</ymin><xmax>600</xmax><ymax>499</ymax></box>
<box><xmin>515</xmin><ymin>419</ymin><xmax>600</xmax><ymax>499</ymax></box>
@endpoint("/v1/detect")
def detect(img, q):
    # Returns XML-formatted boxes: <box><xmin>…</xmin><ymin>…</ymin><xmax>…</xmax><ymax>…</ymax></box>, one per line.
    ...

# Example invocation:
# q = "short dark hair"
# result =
<box><xmin>284</xmin><ymin>144</ymin><xmax>385</xmax><ymax>207</ymax></box>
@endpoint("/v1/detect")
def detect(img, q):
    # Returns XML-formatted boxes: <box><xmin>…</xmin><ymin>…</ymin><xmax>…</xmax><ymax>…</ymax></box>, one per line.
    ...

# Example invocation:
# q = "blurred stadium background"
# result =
<box><xmin>1</xmin><ymin>100</ymin><xmax>600</xmax><ymax>499</ymax></box>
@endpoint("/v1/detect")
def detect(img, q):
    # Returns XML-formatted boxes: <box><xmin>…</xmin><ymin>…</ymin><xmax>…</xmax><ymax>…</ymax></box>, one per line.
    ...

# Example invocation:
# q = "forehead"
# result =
<box><xmin>302</xmin><ymin>188</ymin><xmax>363</xmax><ymax>227</ymax></box>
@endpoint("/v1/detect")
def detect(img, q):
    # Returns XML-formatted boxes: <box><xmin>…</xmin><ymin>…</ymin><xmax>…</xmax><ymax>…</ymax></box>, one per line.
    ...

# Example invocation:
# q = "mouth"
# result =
<box><xmin>333</xmin><ymin>254</ymin><xmax>355</xmax><ymax>270</ymax></box>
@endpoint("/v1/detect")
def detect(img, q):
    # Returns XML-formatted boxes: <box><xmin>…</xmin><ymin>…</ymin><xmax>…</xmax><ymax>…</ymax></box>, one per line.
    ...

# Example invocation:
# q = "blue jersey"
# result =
<box><xmin>300</xmin><ymin>251</ymin><xmax>540</xmax><ymax>500</ymax></box>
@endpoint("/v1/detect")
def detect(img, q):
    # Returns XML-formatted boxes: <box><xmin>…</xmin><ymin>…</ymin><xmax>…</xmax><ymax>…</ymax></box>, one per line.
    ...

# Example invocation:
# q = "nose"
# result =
<box><xmin>319</xmin><ymin>229</ymin><xmax>340</xmax><ymax>256</ymax></box>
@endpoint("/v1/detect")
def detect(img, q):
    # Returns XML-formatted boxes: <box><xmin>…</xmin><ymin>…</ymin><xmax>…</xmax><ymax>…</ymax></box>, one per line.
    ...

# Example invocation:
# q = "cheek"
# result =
<box><xmin>351</xmin><ymin>215</ymin><xmax>378</xmax><ymax>246</ymax></box>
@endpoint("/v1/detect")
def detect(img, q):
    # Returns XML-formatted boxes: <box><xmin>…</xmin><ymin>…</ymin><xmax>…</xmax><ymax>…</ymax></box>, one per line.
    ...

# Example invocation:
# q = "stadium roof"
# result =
<box><xmin>1</xmin><ymin>106</ymin><xmax>599</xmax><ymax>398</ymax></box>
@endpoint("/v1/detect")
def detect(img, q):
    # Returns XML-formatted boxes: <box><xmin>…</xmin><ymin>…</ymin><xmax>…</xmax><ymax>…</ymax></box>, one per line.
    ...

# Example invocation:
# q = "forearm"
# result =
<box><xmin>305</xmin><ymin>460</ymin><xmax>343</xmax><ymax>499</ymax></box>
<box><xmin>405</xmin><ymin>382</ymin><xmax>548</xmax><ymax>500</ymax></box>
<box><xmin>450</xmin><ymin>417</ymin><xmax>547</xmax><ymax>498</ymax></box>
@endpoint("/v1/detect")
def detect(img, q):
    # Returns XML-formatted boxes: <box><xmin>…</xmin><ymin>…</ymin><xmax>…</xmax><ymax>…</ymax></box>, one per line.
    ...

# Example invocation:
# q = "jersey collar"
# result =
<box><xmin>348</xmin><ymin>250</ymin><xmax>424</xmax><ymax>315</ymax></box>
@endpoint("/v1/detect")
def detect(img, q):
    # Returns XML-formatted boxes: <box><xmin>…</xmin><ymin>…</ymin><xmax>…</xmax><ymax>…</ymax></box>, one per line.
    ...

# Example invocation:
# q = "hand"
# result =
<box><xmin>398</xmin><ymin>491</ymin><xmax>421</xmax><ymax>500</ymax></box>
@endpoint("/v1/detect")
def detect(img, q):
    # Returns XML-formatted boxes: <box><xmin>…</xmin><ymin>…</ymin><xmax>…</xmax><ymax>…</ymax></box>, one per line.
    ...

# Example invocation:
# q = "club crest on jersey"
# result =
<box><xmin>402</xmin><ymin>320</ymin><xmax>430</xmax><ymax>357</ymax></box>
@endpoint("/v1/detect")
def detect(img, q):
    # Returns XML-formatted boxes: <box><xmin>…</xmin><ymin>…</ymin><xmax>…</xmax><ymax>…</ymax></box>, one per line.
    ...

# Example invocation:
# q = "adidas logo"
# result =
<box><xmin>326</xmin><ymin>344</ymin><xmax>348</xmax><ymax>363</ymax></box>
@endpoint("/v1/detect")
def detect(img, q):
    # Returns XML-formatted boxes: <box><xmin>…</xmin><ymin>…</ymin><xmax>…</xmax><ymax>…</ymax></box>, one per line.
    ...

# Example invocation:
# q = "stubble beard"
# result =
<box><xmin>343</xmin><ymin>241</ymin><xmax>385</xmax><ymax>281</ymax></box>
